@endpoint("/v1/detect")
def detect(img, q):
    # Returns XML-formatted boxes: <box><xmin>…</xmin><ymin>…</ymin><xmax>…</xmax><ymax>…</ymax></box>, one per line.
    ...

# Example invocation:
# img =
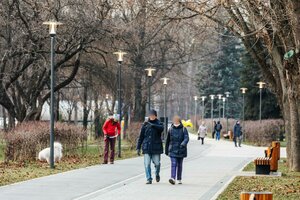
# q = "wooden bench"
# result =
<box><xmin>240</xmin><ymin>192</ymin><xmax>272</xmax><ymax>200</ymax></box>
<box><xmin>254</xmin><ymin>157</ymin><xmax>271</xmax><ymax>174</ymax></box>
<box><xmin>254</xmin><ymin>141</ymin><xmax>280</xmax><ymax>174</ymax></box>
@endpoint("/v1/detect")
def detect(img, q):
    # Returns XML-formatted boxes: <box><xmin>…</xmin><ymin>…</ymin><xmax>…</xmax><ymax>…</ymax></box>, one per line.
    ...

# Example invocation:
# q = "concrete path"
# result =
<box><xmin>0</xmin><ymin>135</ymin><xmax>286</xmax><ymax>200</ymax></box>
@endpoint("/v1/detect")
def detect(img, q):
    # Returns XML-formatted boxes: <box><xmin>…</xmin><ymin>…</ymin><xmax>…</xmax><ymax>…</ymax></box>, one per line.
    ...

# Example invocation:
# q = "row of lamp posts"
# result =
<box><xmin>193</xmin><ymin>81</ymin><xmax>266</xmax><ymax>139</ymax></box>
<box><xmin>43</xmin><ymin>21</ymin><xmax>267</xmax><ymax>168</ymax></box>
<box><xmin>43</xmin><ymin>19</ymin><xmax>169</xmax><ymax>168</ymax></box>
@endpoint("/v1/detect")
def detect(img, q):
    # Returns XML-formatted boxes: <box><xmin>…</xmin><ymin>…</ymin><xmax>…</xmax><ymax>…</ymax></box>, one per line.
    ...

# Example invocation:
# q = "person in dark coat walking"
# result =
<box><xmin>165</xmin><ymin>115</ymin><xmax>189</xmax><ymax>185</ymax></box>
<box><xmin>215</xmin><ymin>121</ymin><xmax>222</xmax><ymax>141</ymax></box>
<box><xmin>212</xmin><ymin>121</ymin><xmax>216</xmax><ymax>139</ymax></box>
<box><xmin>136</xmin><ymin>110</ymin><xmax>164</xmax><ymax>184</ymax></box>
<box><xmin>233</xmin><ymin>121</ymin><xmax>243</xmax><ymax>147</ymax></box>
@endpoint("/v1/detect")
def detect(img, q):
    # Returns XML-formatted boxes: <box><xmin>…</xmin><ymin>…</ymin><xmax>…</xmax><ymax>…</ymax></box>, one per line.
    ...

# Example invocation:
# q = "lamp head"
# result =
<box><xmin>105</xmin><ymin>94</ymin><xmax>109</xmax><ymax>100</ymax></box>
<box><xmin>113</xmin><ymin>51</ymin><xmax>127</xmax><ymax>63</ymax></box>
<box><xmin>217</xmin><ymin>94</ymin><xmax>223</xmax><ymax>99</ymax></box>
<box><xmin>43</xmin><ymin>21</ymin><xmax>63</xmax><ymax>36</ymax></box>
<box><xmin>240</xmin><ymin>87</ymin><xmax>248</xmax><ymax>94</ymax></box>
<box><xmin>194</xmin><ymin>96</ymin><xmax>198</xmax><ymax>101</ymax></box>
<box><xmin>257</xmin><ymin>81</ymin><xmax>266</xmax><ymax>89</ymax></box>
<box><xmin>161</xmin><ymin>77</ymin><xmax>170</xmax><ymax>85</ymax></box>
<box><xmin>145</xmin><ymin>67</ymin><xmax>156</xmax><ymax>77</ymax></box>
<box><xmin>201</xmin><ymin>96</ymin><xmax>206</xmax><ymax>101</ymax></box>
<box><xmin>225</xmin><ymin>92</ymin><xmax>230</xmax><ymax>98</ymax></box>
<box><xmin>222</xmin><ymin>97</ymin><xmax>226</xmax><ymax>102</ymax></box>
<box><xmin>210</xmin><ymin>95</ymin><xmax>215</xmax><ymax>100</ymax></box>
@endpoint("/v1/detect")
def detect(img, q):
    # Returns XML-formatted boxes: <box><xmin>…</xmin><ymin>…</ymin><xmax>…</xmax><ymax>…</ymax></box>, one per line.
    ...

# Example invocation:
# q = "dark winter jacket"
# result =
<box><xmin>215</xmin><ymin>123</ymin><xmax>222</xmax><ymax>132</ymax></box>
<box><xmin>136</xmin><ymin>118</ymin><xmax>164</xmax><ymax>154</ymax></box>
<box><xmin>234</xmin><ymin>124</ymin><xmax>242</xmax><ymax>137</ymax></box>
<box><xmin>165</xmin><ymin>123</ymin><xmax>189</xmax><ymax>158</ymax></box>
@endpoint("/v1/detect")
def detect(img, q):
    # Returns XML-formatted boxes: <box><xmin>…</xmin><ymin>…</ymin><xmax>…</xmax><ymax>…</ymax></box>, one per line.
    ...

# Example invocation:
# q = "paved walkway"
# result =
<box><xmin>0</xmin><ymin>135</ymin><xmax>286</xmax><ymax>200</ymax></box>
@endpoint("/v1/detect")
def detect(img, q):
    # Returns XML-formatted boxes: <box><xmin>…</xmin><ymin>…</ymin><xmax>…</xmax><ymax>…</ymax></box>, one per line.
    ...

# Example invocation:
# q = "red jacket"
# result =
<box><xmin>102</xmin><ymin>119</ymin><xmax>121</xmax><ymax>137</ymax></box>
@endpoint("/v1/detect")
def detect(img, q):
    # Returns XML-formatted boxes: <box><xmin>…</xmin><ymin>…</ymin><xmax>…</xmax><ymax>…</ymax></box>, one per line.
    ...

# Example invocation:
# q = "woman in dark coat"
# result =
<box><xmin>165</xmin><ymin>115</ymin><xmax>189</xmax><ymax>185</ymax></box>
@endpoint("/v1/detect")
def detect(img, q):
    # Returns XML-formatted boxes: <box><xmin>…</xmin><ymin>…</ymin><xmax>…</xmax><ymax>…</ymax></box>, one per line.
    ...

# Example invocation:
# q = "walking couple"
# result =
<box><xmin>136</xmin><ymin>110</ymin><xmax>189</xmax><ymax>185</ymax></box>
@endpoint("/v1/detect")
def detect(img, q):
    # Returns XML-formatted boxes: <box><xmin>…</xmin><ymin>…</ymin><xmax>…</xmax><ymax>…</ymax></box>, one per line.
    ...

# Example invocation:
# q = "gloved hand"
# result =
<box><xmin>137</xmin><ymin>149</ymin><xmax>141</xmax><ymax>156</ymax></box>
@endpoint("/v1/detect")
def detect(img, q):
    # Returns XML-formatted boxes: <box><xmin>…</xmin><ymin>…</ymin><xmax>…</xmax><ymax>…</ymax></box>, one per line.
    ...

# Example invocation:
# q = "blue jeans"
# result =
<box><xmin>216</xmin><ymin>131</ymin><xmax>220</xmax><ymax>141</ymax></box>
<box><xmin>144</xmin><ymin>154</ymin><xmax>161</xmax><ymax>181</ymax></box>
<box><xmin>171</xmin><ymin>157</ymin><xmax>184</xmax><ymax>180</ymax></box>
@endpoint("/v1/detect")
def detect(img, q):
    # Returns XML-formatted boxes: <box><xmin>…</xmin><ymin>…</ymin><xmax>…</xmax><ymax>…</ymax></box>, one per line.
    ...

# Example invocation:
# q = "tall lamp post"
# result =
<box><xmin>194</xmin><ymin>96</ymin><xmax>198</xmax><ymax>131</ymax></box>
<box><xmin>225</xmin><ymin>92</ymin><xmax>230</xmax><ymax>134</ymax></box>
<box><xmin>217</xmin><ymin>94</ymin><xmax>223</xmax><ymax>121</ymax></box>
<box><xmin>145</xmin><ymin>67</ymin><xmax>156</xmax><ymax>112</ymax></box>
<box><xmin>257</xmin><ymin>81</ymin><xmax>266</xmax><ymax>123</ymax></box>
<box><xmin>240</xmin><ymin>87</ymin><xmax>248</xmax><ymax>140</ymax></box>
<box><xmin>201</xmin><ymin>96</ymin><xmax>207</xmax><ymax>120</ymax></box>
<box><xmin>222</xmin><ymin>97</ymin><xmax>226</xmax><ymax>119</ymax></box>
<box><xmin>161</xmin><ymin>77</ymin><xmax>169</xmax><ymax>140</ymax></box>
<box><xmin>113</xmin><ymin>50</ymin><xmax>126</xmax><ymax>158</ymax></box>
<box><xmin>210</xmin><ymin>95</ymin><xmax>215</xmax><ymax>134</ymax></box>
<box><xmin>43</xmin><ymin>21</ymin><xmax>62</xmax><ymax>169</ymax></box>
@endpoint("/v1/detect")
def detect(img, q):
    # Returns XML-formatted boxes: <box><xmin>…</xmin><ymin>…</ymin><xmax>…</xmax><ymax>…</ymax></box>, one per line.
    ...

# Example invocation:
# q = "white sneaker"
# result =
<box><xmin>178</xmin><ymin>180</ymin><xmax>182</xmax><ymax>184</ymax></box>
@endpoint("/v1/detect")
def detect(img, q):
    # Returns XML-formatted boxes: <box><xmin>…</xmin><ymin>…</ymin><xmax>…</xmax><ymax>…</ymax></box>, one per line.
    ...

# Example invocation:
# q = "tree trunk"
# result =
<box><xmin>133</xmin><ymin>76</ymin><xmax>146</xmax><ymax>122</ymax></box>
<box><xmin>288</xmin><ymin>96</ymin><xmax>300</xmax><ymax>171</ymax></box>
<box><xmin>93</xmin><ymin>93</ymin><xmax>102</xmax><ymax>138</ymax></box>
<box><xmin>2</xmin><ymin>106</ymin><xmax>7</xmax><ymax>131</ymax></box>
<box><xmin>8</xmin><ymin>113</ymin><xmax>15</xmax><ymax>129</ymax></box>
<box><xmin>83</xmin><ymin>84</ymin><xmax>89</xmax><ymax>130</ymax></box>
<box><xmin>74</xmin><ymin>101</ymin><xmax>78</xmax><ymax>125</ymax></box>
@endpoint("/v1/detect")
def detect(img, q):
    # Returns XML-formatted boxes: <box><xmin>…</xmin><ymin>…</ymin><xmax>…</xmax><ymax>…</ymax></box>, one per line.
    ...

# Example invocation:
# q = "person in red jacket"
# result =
<box><xmin>102</xmin><ymin>113</ymin><xmax>121</xmax><ymax>164</ymax></box>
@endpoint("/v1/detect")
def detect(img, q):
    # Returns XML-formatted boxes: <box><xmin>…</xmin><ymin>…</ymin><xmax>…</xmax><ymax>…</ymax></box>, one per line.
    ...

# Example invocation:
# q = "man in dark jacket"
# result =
<box><xmin>233</xmin><ymin>121</ymin><xmax>243</xmax><ymax>147</ymax></box>
<box><xmin>137</xmin><ymin>109</ymin><xmax>164</xmax><ymax>184</ymax></box>
<box><xmin>215</xmin><ymin>121</ymin><xmax>222</xmax><ymax>141</ymax></box>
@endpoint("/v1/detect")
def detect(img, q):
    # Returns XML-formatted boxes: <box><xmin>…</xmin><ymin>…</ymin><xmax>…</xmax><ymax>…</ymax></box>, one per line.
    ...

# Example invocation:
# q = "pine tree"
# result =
<box><xmin>196</xmin><ymin>30</ymin><xmax>244</xmax><ymax>119</ymax></box>
<box><xmin>240</xmin><ymin>53</ymin><xmax>281</xmax><ymax>120</ymax></box>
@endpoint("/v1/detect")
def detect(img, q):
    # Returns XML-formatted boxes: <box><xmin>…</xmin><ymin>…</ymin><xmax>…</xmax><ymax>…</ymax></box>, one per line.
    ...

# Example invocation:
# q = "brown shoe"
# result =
<box><xmin>102</xmin><ymin>161</ymin><xmax>108</xmax><ymax>164</ymax></box>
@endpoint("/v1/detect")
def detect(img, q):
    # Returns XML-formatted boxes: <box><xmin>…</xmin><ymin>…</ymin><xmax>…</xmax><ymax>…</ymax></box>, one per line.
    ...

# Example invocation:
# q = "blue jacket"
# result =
<box><xmin>234</xmin><ymin>124</ymin><xmax>242</xmax><ymax>137</ymax></box>
<box><xmin>136</xmin><ymin>119</ymin><xmax>164</xmax><ymax>154</ymax></box>
<box><xmin>165</xmin><ymin>123</ymin><xmax>189</xmax><ymax>158</ymax></box>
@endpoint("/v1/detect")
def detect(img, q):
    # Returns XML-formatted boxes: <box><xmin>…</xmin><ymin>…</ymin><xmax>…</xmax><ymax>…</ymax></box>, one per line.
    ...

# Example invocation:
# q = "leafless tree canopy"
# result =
<box><xmin>1</xmin><ymin>1</ymin><xmax>299</xmax><ymax>170</ymax></box>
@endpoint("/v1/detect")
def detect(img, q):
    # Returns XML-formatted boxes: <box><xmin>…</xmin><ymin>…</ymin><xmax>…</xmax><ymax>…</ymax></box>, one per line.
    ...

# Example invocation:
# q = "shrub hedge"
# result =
<box><xmin>3</xmin><ymin>122</ymin><xmax>86</xmax><ymax>162</ymax></box>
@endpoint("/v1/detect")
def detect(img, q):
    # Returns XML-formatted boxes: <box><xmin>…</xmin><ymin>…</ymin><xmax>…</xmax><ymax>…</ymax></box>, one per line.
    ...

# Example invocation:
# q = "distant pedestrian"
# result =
<box><xmin>137</xmin><ymin>110</ymin><xmax>164</xmax><ymax>184</ymax></box>
<box><xmin>165</xmin><ymin>115</ymin><xmax>189</xmax><ymax>185</ymax></box>
<box><xmin>212</xmin><ymin>121</ymin><xmax>216</xmax><ymax>139</ymax></box>
<box><xmin>215</xmin><ymin>121</ymin><xmax>222</xmax><ymax>141</ymax></box>
<box><xmin>102</xmin><ymin>113</ymin><xmax>121</xmax><ymax>164</ymax></box>
<box><xmin>234</xmin><ymin>121</ymin><xmax>243</xmax><ymax>147</ymax></box>
<box><xmin>198</xmin><ymin>121</ymin><xmax>207</xmax><ymax>145</ymax></box>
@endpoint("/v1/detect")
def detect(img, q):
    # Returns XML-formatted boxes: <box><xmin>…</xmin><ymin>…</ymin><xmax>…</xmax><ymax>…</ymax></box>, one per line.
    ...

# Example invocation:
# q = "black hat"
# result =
<box><xmin>148</xmin><ymin>109</ymin><xmax>157</xmax><ymax>117</ymax></box>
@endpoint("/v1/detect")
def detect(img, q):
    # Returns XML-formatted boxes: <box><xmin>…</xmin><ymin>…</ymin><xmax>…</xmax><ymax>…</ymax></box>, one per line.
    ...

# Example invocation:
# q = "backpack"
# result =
<box><xmin>216</xmin><ymin>124</ymin><xmax>222</xmax><ymax>131</ymax></box>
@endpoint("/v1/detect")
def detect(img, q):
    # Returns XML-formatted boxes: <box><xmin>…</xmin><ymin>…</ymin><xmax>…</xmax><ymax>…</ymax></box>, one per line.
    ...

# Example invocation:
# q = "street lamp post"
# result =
<box><xmin>43</xmin><ymin>21</ymin><xmax>62</xmax><ymax>169</ymax></box>
<box><xmin>240</xmin><ymin>88</ymin><xmax>248</xmax><ymax>140</ymax></box>
<box><xmin>161</xmin><ymin>77</ymin><xmax>169</xmax><ymax>140</ymax></box>
<box><xmin>194</xmin><ymin>96</ymin><xmax>198</xmax><ymax>131</ymax></box>
<box><xmin>257</xmin><ymin>82</ymin><xmax>266</xmax><ymax>123</ymax></box>
<box><xmin>222</xmin><ymin>97</ymin><xmax>226</xmax><ymax>119</ymax></box>
<box><xmin>217</xmin><ymin>94</ymin><xmax>223</xmax><ymax>121</ymax></box>
<box><xmin>210</xmin><ymin>95</ymin><xmax>215</xmax><ymax>134</ymax></box>
<box><xmin>145</xmin><ymin>67</ymin><xmax>156</xmax><ymax>112</ymax></box>
<box><xmin>225</xmin><ymin>92</ymin><xmax>230</xmax><ymax>134</ymax></box>
<box><xmin>201</xmin><ymin>96</ymin><xmax>206</xmax><ymax>120</ymax></box>
<box><xmin>113</xmin><ymin>50</ymin><xmax>126</xmax><ymax>158</ymax></box>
